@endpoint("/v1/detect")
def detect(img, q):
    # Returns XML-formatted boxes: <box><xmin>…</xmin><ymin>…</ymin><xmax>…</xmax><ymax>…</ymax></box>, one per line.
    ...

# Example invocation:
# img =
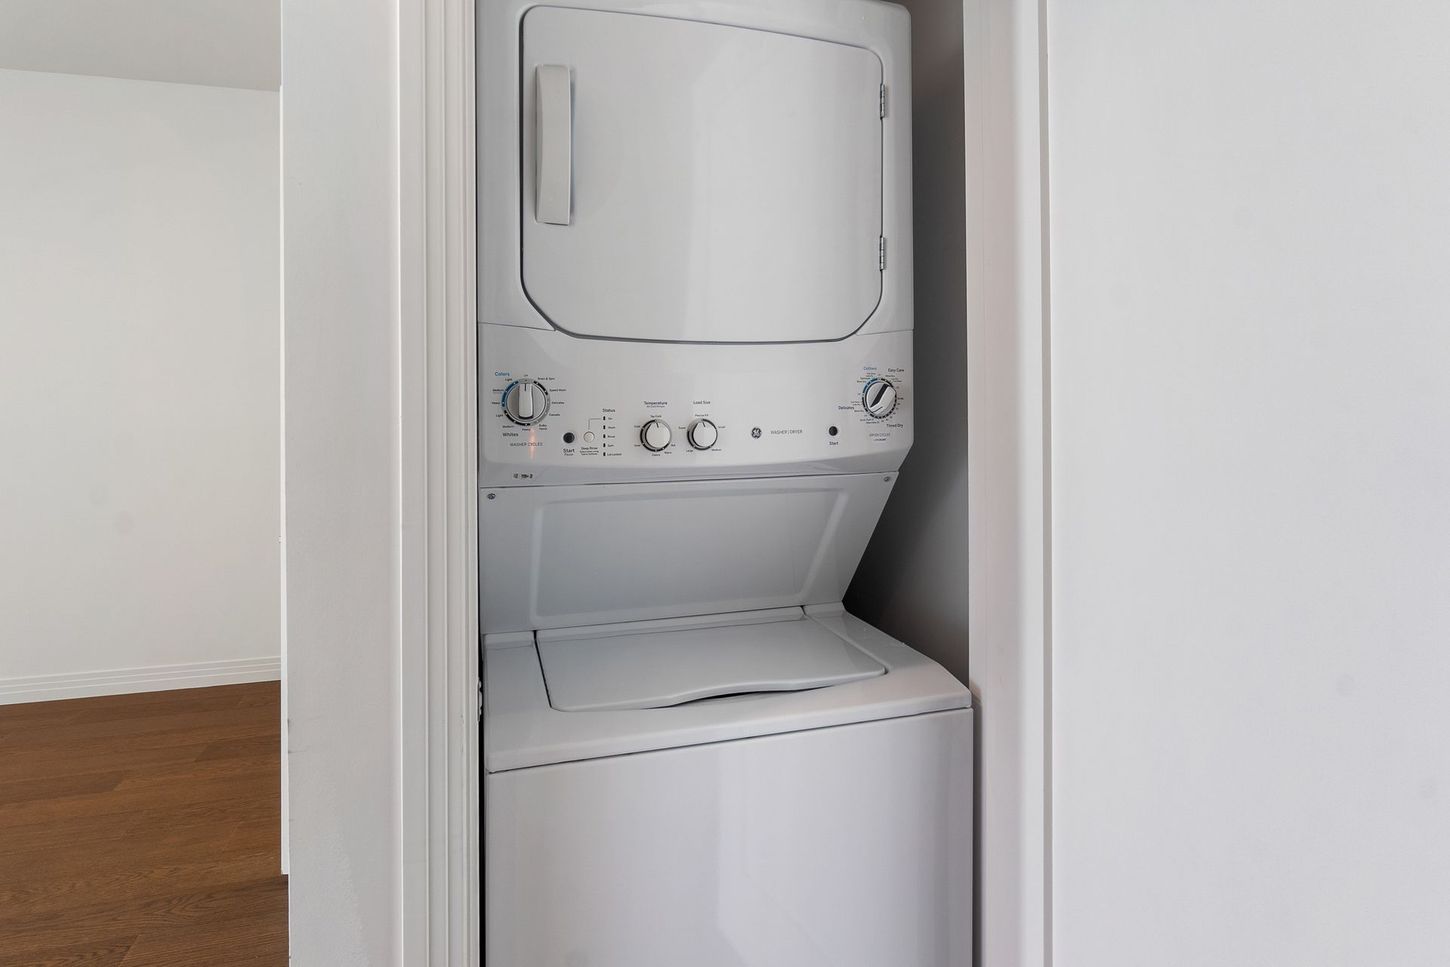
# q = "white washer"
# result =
<box><xmin>476</xmin><ymin>0</ymin><xmax>972</xmax><ymax>962</ymax></box>
<box><xmin>484</xmin><ymin>606</ymin><xmax>972</xmax><ymax>967</ymax></box>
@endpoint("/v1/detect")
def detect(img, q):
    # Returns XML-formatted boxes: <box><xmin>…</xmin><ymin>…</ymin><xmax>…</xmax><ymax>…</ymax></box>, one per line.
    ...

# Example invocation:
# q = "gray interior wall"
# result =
<box><xmin>846</xmin><ymin>0</ymin><xmax>969</xmax><ymax>682</ymax></box>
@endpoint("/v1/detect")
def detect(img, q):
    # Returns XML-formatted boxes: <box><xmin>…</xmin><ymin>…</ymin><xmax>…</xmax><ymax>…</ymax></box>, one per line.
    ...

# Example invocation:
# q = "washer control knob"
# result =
<box><xmin>687</xmin><ymin>419</ymin><xmax>718</xmax><ymax>450</ymax></box>
<box><xmin>502</xmin><ymin>380</ymin><xmax>549</xmax><ymax>425</ymax></box>
<box><xmin>640</xmin><ymin>419</ymin><xmax>673</xmax><ymax>452</ymax></box>
<box><xmin>862</xmin><ymin>378</ymin><xmax>898</xmax><ymax>419</ymax></box>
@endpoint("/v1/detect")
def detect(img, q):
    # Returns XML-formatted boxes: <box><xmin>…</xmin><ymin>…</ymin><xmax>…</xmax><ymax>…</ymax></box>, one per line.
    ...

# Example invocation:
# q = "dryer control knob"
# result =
<box><xmin>687</xmin><ymin>419</ymin><xmax>718</xmax><ymax>450</ymax></box>
<box><xmin>640</xmin><ymin>419</ymin><xmax>673</xmax><ymax>452</ymax></box>
<box><xmin>502</xmin><ymin>380</ymin><xmax>550</xmax><ymax>425</ymax></box>
<box><xmin>862</xmin><ymin>378</ymin><xmax>898</xmax><ymax>419</ymax></box>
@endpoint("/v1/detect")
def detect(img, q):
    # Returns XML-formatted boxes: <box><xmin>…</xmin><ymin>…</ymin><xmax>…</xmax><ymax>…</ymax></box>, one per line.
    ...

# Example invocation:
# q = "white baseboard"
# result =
<box><xmin>0</xmin><ymin>656</ymin><xmax>282</xmax><ymax>706</ymax></box>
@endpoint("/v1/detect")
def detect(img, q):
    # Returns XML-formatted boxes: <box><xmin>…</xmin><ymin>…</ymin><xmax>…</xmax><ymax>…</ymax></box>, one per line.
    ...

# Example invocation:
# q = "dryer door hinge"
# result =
<box><xmin>878</xmin><ymin>236</ymin><xmax>888</xmax><ymax>270</ymax></box>
<box><xmin>879</xmin><ymin>84</ymin><xmax>888</xmax><ymax>118</ymax></box>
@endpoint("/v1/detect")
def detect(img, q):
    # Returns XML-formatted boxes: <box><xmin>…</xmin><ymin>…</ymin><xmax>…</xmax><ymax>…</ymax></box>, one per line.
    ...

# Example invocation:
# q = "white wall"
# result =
<box><xmin>0</xmin><ymin>68</ymin><xmax>280</xmax><ymax>702</ymax></box>
<box><xmin>282</xmin><ymin>0</ymin><xmax>405</xmax><ymax>962</ymax></box>
<box><xmin>1047</xmin><ymin>2</ymin><xmax>1450</xmax><ymax>964</ymax></box>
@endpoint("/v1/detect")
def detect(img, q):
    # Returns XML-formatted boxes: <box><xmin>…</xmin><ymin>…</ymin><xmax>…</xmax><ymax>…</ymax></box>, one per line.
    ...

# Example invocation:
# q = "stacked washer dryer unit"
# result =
<box><xmin>478</xmin><ymin>0</ymin><xmax>972</xmax><ymax>963</ymax></box>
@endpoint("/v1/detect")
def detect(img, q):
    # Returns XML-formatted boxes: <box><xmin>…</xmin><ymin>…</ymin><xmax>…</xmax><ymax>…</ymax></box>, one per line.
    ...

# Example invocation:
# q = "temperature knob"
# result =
<box><xmin>862</xmin><ymin>378</ymin><xmax>898</xmax><ymax>419</ymax></box>
<box><xmin>687</xmin><ymin>419</ymin><xmax>718</xmax><ymax>450</ymax></box>
<box><xmin>640</xmin><ymin>419</ymin><xmax>672</xmax><ymax>452</ymax></box>
<box><xmin>502</xmin><ymin>380</ymin><xmax>549</xmax><ymax>425</ymax></box>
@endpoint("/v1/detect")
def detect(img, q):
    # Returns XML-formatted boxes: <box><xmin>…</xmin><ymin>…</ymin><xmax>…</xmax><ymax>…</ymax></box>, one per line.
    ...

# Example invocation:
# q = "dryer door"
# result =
<box><xmin>520</xmin><ymin>7</ymin><xmax>884</xmax><ymax>343</ymax></box>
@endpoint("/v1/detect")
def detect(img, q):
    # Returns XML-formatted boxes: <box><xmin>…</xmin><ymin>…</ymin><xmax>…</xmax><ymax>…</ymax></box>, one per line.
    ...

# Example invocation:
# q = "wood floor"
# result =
<box><xmin>0</xmin><ymin>682</ymin><xmax>287</xmax><ymax>966</ymax></box>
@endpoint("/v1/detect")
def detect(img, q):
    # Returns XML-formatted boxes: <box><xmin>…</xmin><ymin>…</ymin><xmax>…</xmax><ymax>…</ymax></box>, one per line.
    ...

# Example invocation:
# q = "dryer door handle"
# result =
<box><xmin>535</xmin><ymin>64</ymin><xmax>573</xmax><ymax>225</ymax></box>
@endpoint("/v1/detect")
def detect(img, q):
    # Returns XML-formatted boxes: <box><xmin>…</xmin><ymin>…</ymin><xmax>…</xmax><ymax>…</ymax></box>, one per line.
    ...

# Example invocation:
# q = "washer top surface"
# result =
<box><xmin>484</xmin><ymin>604</ymin><xmax>971</xmax><ymax>772</ymax></box>
<box><xmin>537</xmin><ymin>612</ymin><xmax>886</xmax><ymax>712</ymax></box>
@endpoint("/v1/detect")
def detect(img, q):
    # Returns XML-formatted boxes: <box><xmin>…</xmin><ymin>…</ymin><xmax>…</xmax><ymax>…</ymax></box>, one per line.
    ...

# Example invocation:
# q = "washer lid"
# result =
<box><xmin>537</xmin><ymin>611</ymin><xmax>885</xmax><ymax>712</ymax></box>
<box><xmin>485</xmin><ymin>605</ymin><xmax>971</xmax><ymax>772</ymax></box>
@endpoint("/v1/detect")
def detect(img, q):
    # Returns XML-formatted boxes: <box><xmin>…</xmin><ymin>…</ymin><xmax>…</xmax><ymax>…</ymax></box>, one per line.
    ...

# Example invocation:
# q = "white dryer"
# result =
<box><xmin>476</xmin><ymin>0</ymin><xmax>972</xmax><ymax>963</ymax></box>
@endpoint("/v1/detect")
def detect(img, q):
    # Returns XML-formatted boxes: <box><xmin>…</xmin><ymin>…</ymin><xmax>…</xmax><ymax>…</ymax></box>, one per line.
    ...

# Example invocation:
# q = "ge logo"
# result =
<box><xmin>751</xmin><ymin>427</ymin><xmax>762</xmax><ymax>439</ymax></box>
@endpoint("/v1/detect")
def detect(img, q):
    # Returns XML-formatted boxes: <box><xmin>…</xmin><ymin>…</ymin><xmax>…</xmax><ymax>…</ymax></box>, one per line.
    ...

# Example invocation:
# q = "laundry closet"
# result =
<box><xmin>474</xmin><ymin>0</ymin><xmax>973</xmax><ymax>963</ymax></box>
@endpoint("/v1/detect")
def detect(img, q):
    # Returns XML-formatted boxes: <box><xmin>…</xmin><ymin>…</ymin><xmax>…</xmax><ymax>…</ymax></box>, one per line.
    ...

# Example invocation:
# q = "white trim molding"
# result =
<box><xmin>965</xmin><ymin>0</ymin><xmax>1052</xmax><ymax>964</ymax></box>
<box><xmin>0</xmin><ymin>657</ymin><xmax>281</xmax><ymax>706</ymax></box>
<box><xmin>281</xmin><ymin>0</ymin><xmax>477</xmax><ymax>961</ymax></box>
<box><xmin>398</xmin><ymin>0</ymin><xmax>480</xmax><ymax>961</ymax></box>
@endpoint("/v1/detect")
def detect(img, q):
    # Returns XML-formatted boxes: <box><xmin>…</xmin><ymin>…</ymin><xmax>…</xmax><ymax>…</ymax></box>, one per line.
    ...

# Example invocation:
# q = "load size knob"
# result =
<box><xmin>687</xmin><ymin>419</ymin><xmax>718</xmax><ymax>450</ymax></box>
<box><xmin>502</xmin><ymin>380</ymin><xmax>549</xmax><ymax>425</ymax></box>
<box><xmin>640</xmin><ymin>419</ymin><xmax>673</xmax><ymax>452</ymax></box>
<box><xmin>862</xmin><ymin>377</ymin><xmax>898</xmax><ymax>419</ymax></box>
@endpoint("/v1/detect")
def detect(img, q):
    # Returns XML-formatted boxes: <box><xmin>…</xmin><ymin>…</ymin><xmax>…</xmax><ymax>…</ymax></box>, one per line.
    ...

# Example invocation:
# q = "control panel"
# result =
<box><xmin>480</xmin><ymin>325</ymin><xmax>912</xmax><ymax>486</ymax></box>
